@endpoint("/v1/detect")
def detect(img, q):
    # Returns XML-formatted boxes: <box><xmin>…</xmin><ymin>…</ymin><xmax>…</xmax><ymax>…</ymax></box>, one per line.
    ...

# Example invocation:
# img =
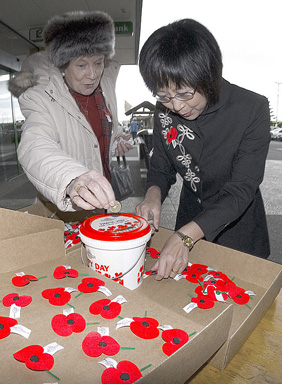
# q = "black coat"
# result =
<box><xmin>147</xmin><ymin>79</ymin><xmax>270</xmax><ymax>258</ymax></box>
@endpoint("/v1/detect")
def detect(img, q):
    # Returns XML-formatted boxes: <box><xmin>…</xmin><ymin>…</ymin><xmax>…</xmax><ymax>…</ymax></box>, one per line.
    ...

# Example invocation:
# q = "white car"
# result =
<box><xmin>270</xmin><ymin>127</ymin><xmax>282</xmax><ymax>140</ymax></box>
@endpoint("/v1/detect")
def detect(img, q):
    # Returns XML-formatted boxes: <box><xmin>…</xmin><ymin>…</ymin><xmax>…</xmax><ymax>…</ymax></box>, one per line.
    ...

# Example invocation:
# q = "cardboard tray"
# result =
<box><xmin>145</xmin><ymin>227</ymin><xmax>282</xmax><ymax>371</ymax></box>
<box><xmin>0</xmin><ymin>212</ymin><xmax>233</xmax><ymax>384</ymax></box>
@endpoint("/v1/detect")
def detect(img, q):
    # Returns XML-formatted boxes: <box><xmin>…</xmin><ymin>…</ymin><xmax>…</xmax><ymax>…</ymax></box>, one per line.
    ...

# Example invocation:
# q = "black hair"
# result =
<box><xmin>139</xmin><ymin>19</ymin><xmax>223</xmax><ymax>106</ymax></box>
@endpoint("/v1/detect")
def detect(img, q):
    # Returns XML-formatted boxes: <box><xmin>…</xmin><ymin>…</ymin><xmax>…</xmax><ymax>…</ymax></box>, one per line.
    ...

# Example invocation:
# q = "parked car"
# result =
<box><xmin>270</xmin><ymin>127</ymin><xmax>282</xmax><ymax>140</ymax></box>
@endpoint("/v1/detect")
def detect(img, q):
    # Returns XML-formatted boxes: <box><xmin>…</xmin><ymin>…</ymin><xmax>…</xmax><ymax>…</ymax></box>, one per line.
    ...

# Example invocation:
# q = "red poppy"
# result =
<box><xmin>41</xmin><ymin>287</ymin><xmax>71</xmax><ymax>306</ymax></box>
<box><xmin>191</xmin><ymin>294</ymin><xmax>215</xmax><ymax>309</ymax></box>
<box><xmin>205</xmin><ymin>285</ymin><xmax>228</xmax><ymax>302</ymax></box>
<box><xmin>146</xmin><ymin>248</ymin><xmax>160</xmax><ymax>259</ymax></box>
<box><xmin>182</xmin><ymin>267</ymin><xmax>203</xmax><ymax>284</ymax></box>
<box><xmin>78</xmin><ymin>277</ymin><xmax>105</xmax><ymax>293</ymax></box>
<box><xmin>51</xmin><ymin>313</ymin><xmax>86</xmax><ymax>336</ymax></box>
<box><xmin>190</xmin><ymin>263</ymin><xmax>208</xmax><ymax>275</ymax></box>
<box><xmin>2</xmin><ymin>293</ymin><xmax>32</xmax><ymax>307</ymax></box>
<box><xmin>65</xmin><ymin>232</ymin><xmax>81</xmax><ymax>248</ymax></box>
<box><xmin>223</xmin><ymin>280</ymin><xmax>237</xmax><ymax>293</ymax></box>
<box><xmin>102</xmin><ymin>360</ymin><xmax>142</xmax><ymax>384</ymax></box>
<box><xmin>162</xmin><ymin>328</ymin><xmax>189</xmax><ymax>356</ymax></box>
<box><xmin>12</xmin><ymin>274</ymin><xmax>38</xmax><ymax>287</ymax></box>
<box><xmin>228</xmin><ymin>286</ymin><xmax>250</xmax><ymax>305</ymax></box>
<box><xmin>53</xmin><ymin>266</ymin><xmax>79</xmax><ymax>279</ymax></box>
<box><xmin>203</xmin><ymin>277</ymin><xmax>225</xmax><ymax>290</ymax></box>
<box><xmin>0</xmin><ymin>316</ymin><xmax>17</xmax><ymax>339</ymax></box>
<box><xmin>130</xmin><ymin>317</ymin><xmax>159</xmax><ymax>339</ymax></box>
<box><xmin>82</xmin><ymin>331</ymin><xmax>120</xmax><ymax>357</ymax></box>
<box><xmin>166</xmin><ymin>127</ymin><xmax>177</xmax><ymax>143</ymax></box>
<box><xmin>209</xmin><ymin>271</ymin><xmax>232</xmax><ymax>283</ymax></box>
<box><xmin>89</xmin><ymin>299</ymin><xmax>121</xmax><ymax>319</ymax></box>
<box><xmin>144</xmin><ymin>270</ymin><xmax>157</xmax><ymax>276</ymax></box>
<box><xmin>13</xmin><ymin>345</ymin><xmax>54</xmax><ymax>371</ymax></box>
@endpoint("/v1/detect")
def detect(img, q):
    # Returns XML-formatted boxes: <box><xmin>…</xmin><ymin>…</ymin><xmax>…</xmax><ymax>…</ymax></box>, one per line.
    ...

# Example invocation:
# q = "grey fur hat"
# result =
<box><xmin>43</xmin><ymin>10</ymin><xmax>115</xmax><ymax>68</ymax></box>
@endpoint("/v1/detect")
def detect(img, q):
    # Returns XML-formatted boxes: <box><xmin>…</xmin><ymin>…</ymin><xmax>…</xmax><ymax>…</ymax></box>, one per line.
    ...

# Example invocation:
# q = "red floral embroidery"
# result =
<box><xmin>0</xmin><ymin>316</ymin><xmax>17</xmax><ymax>339</ymax></box>
<box><xmin>2</xmin><ymin>293</ymin><xmax>32</xmax><ymax>307</ymax></box>
<box><xmin>89</xmin><ymin>299</ymin><xmax>121</xmax><ymax>319</ymax></box>
<box><xmin>12</xmin><ymin>274</ymin><xmax>38</xmax><ymax>287</ymax></box>
<box><xmin>130</xmin><ymin>317</ymin><xmax>159</xmax><ymax>339</ymax></box>
<box><xmin>53</xmin><ymin>266</ymin><xmax>79</xmax><ymax>279</ymax></box>
<box><xmin>167</xmin><ymin>127</ymin><xmax>177</xmax><ymax>143</ymax></box>
<box><xmin>146</xmin><ymin>248</ymin><xmax>160</xmax><ymax>259</ymax></box>
<box><xmin>82</xmin><ymin>332</ymin><xmax>120</xmax><ymax>357</ymax></box>
<box><xmin>137</xmin><ymin>266</ymin><xmax>144</xmax><ymax>283</ymax></box>
<box><xmin>112</xmin><ymin>273</ymin><xmax>124</xmax><ymax>286</ymax></box>
<box><xmin>13</xmin><ymin>345</ymin><xmax>54</xmax><ymax>371</ymax></box>
<box><xmin>78</xmin><ymin>277</ymin><xmax>105</xmax><ymax>293</ymax></box>
<box><xmin>162</xmin><ymin>329</ymin><xmax>189</xmax><ymax>356</ymax></box>
<box><xmin>51</xmin><ymin>313</ymin><xmax>86</xmax><ymax>336</ymax></box>
<box><xmin>191</xmin><ymin>294</ymin><xmax>215</xmax><ymax>309</ymax></box>
<box><xmin>102</xmin><ymin>360</ymin><xmax>142</xmax><ymax>384</ymax></box>
<box><xmin>228</xmin><ymin>286</ymin><xmax>250</xmax><ymax>305</ymax></box>
<box><xmin>41</xmin><ymin>287</ymin><xmax>71</xmax><ymax>306</ymax></box>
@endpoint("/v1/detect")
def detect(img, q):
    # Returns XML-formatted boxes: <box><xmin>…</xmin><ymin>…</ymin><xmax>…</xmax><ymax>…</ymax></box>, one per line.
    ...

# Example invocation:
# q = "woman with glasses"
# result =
<box><xmin>136</xmin><ymin>19</ymin><xmax>271</xmax><ymax>280</ymax></box>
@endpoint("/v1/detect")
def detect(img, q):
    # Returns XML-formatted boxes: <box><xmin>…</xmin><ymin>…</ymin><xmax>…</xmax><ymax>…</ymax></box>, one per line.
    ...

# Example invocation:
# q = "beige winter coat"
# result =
<box><xmin>10</xmin><ymin>51</ymin><xmax>121</xmax><ymax>211</ymax></box>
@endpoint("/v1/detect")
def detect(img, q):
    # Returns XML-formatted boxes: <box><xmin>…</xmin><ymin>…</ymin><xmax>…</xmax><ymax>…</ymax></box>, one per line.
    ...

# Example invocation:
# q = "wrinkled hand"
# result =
<box><xmin>66</xmin><ymin>170</ymin><xmax>116</xmax><ymax>210</ymax></box>
<box><xmin>152</xmin><ymin>233</ymin><xmax>189</xmax><ymax>280</ymax></box>
<box><xmin>136</xmin><ymin>186</ymin><xmax>162</xmax><ymax>231</ymax></box>
<box><xmin>114</xmin><ymin>135</ymin><xmax>134</xmax><ymax>156</ymax></box>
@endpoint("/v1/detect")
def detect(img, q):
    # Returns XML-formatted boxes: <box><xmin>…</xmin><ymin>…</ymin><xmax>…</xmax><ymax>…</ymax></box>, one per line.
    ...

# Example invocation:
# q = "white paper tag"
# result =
<box><xmin>98</xmin><ymin>327</ymin><xmax>109</xmax><ymax>337</ymax></box>
<box><xmin>99</xmin><ymin>357</ymin><xmax>117</xmax><ymax>369</ymax></box>
<box><xmin>63</xmin><ymin>307</ymin><xmax>74</xmax><ymax>316</ymax></box>
<box><xmin>158</xmin><ymin>324</ymin><xmax>173</xmax><ymax>331</ymax></box>
<box><xmin>10</xmin><ymin>324</ymin><xmax>31</xmax><ymax>339</ymax></box>
<box><xmin>111</xmin><ymin>295</ymin><xmax>127</xmax><ymax>305</ymax></box>
<box><xmin>64</xmin><ymin>287</ymin><xmax>78</xmax><ymax>293</ymax></box>
<box><xmin>63</xmin><ymin>265</ymin><xmax>72</xmax><ymax>269</ymax></box>
<box><xmin>10</xmin><ymin>304</ymin><xmax>21</xmax><ymax>319</ymax></box>
<box><xmin>98</xmin><ymin>286</ymin><xmax>112</xmax><ymax>297</ymax></box>
<box><xmin>245</xmin><ymin>290</ymin><xmax>256</xmax><ymax>296</ymax></box>
<box><xmin>183</xmin><ymin>302</ymin><xmax>198</xmax><ymax>313</ymax></box>
<box><xmin>116</xmin><ymin>318</ymin><xmax>133</xmax><ymax>329</ymax></box>
<box><xmin>15</xmin><ymin>272</ymin><xmax>25</xmax><ymax>276</ymax></box>
<box><xmin>214</xmin><ymin>291</ymin><xmax>226</xmax><ymax>302</ymax></box>
<box><xmin>174</xmin><ymin>273</ymin><xmax>186</xmax><ymax>281</ymax></box>
<box><xmin>44</xmin><ymin>342</ymin><xmax>64</xmax><ymax>356</ymax></box>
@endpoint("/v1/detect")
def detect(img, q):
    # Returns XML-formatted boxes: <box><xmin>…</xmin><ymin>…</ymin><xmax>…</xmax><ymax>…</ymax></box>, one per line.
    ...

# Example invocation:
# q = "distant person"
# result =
<box><xmin>136</xmin><ymin>19</ymin><xmax>271</xmax><ymax>280</ymax></box>
<box><xmin>9</xmin><ymin>11</ymin><xmax>133</xmax><ymax>212</ymax></box>
<box><xmin>130</xmin><ymin>117</ymin><xmax>139</xmax><ymax>142</ymax></box>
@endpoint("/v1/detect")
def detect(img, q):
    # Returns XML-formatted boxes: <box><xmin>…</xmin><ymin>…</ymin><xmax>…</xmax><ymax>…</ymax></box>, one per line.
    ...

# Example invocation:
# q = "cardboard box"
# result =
<box><xmin>144</xmin><ymin>227</ymin><xmax>282</xmax><ymax>371</ymax></box>
<box><xmin>18</xmin><ymin>200</ymin><xmax>102</xmax><ymax>222</ymax></box>
<box><xmin>0</xmin><ymin>210</ymin><xmax>233</xmax><ymax>384</ymax></box>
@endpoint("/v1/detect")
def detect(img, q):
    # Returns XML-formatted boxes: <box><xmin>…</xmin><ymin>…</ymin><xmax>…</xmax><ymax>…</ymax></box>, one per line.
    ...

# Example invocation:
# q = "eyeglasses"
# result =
<box><xmin>155</xmin><ymin>89</ymin><xmax>196</xmax><ymax>103</ymax></box>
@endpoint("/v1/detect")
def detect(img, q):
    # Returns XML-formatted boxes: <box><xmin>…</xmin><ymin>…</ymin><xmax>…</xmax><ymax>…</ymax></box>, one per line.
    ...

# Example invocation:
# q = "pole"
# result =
<box><xmin>275</xmin><ymin>82</ymin><xmax>282</xmax><ymax>127</ymax></box>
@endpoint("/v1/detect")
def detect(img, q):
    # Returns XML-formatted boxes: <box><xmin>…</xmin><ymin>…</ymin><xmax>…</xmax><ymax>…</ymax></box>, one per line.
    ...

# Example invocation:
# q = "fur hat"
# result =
<box><xmin>43</xmin><ymin>10</ymin><xmax>115</xmax><ymax>68</ymax></box>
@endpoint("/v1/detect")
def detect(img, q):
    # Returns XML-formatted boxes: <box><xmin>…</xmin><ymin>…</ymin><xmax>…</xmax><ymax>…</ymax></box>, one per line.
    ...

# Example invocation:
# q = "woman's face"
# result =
<box><xmin>64</xmin><ymin>55</ymin><xmax>105</xmax><ymax>95</ymax></box>
<box><xmin>157</xmin><ymin>84</ymin><xmax>207</xmax><ymax>120</ymax></box>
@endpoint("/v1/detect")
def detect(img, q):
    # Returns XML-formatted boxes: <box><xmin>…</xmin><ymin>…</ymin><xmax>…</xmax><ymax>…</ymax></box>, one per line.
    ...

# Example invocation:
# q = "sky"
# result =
<box><xmin>116</xmin><ymin>0</ymin><xmax>282</xmax><ymax>124</ymax></box>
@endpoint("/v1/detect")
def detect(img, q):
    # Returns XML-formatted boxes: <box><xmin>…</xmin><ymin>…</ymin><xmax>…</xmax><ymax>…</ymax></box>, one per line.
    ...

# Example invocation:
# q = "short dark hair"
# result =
<box><xmin>139</xmin><ymin>19</ymin><xmax>223</xmax><ymax>106</ymax></box>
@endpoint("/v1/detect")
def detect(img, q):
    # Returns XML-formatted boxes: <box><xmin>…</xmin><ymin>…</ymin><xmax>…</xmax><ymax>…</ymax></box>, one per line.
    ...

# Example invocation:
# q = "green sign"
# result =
<box><xmin>114</xmin><ymin>22</ymin><xmax>133</xmax><ymax>35</ymax></box>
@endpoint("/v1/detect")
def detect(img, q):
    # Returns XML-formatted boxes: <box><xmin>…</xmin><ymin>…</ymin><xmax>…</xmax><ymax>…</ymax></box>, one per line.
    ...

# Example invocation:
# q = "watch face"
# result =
<box><xmin>184</xmin><ymin>237</ymin><xmax>193</xmax><ymax>247</ymax></box>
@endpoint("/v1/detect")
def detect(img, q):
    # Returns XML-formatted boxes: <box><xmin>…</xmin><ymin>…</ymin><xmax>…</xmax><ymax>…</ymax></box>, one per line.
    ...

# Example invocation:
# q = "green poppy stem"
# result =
<box><xmin>38</xmin><ymin>276</ymin><xmax>47</xmax><ymax>279</ymax></box>
<box><xmin>46</xmin><ymin>370</ymin><xmax>61</xmax><ymax>381</ymax></box>
<box><xmin>86</xmin><ymin>322</ymin><xmax>100</xmax><ymax>325</ymax></box>
<box><xmin>140</xmin><ymin>364</ymin><xmax>152</xmax><ymax>372</ymax></box>
<box><xmin>120</xmin><ymin>347</ymin><xmax>135</xmax><ymax>350</ymax></box>
<box><xmin>74</xmin><ymin>292</ymin><xmax>83</xmax><ymax>298</ymax></box>
<box><xmin>188</xmin><ymin>331</ymin><xmax>197</xmax><ymax>337</ymax></box>
<box><xmin>66</xmin><ymin>303</ymin><xmax>75</xmax><ymax>309</ymax></box>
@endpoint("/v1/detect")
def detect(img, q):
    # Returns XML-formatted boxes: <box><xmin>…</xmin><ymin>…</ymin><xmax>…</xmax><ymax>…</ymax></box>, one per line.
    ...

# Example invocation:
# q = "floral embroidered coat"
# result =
<box><xmin>147</xmin><ymin>79</ymin><xmax>271</xmax><ymax>258</ymax></box>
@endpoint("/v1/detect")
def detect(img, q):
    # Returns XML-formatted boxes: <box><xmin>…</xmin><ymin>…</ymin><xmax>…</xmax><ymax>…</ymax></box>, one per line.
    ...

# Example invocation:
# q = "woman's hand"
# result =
<box><xmin>66</xmin><ymin>170</ymin><xmax>116</xmax><ymax>210</ymax></box>
<box><xmin>136</xmin><ymin>186</ymin><xmax>162</xmax><ymax>231</ymax></box>
<box><xmin>114</xmin><ymin>135</ymin><xmax>134</xmax><ymax>156</ymax></box>
<box><xmin>152</xmin><ymin>233</ymin><xmax>189</xmax><ymax>280</ymax></box>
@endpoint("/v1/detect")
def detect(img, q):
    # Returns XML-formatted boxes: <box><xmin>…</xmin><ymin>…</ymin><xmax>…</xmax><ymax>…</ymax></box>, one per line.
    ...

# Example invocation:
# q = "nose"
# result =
<box><xmin>171</xmin><ymin>98</ymin><xmax>185</xmax><ymax>112</ymax></box>
<box><xmin>86</xmin><ymin>66</ymin><xmax>96</xmax><ymax>79</ymax></box>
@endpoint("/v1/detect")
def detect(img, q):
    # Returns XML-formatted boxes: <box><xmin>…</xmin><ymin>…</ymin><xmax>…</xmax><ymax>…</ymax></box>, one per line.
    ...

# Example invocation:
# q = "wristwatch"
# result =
<box><xmin>175</xmin><ymin>230</ymin><xmax>194</xmax><ymax>250</ymax></box>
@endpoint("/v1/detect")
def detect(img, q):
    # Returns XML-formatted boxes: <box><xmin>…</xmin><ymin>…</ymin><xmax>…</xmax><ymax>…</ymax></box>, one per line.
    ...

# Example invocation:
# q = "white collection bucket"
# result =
<box><xmin>79</xmin><ymin>213</ymin><xmax>151</xmax><ymax>290</ymax></box>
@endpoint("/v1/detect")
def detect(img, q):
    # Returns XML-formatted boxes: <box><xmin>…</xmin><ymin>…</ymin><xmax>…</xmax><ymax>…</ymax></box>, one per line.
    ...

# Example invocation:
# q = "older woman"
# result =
<box><xmin>9</xmin><ymin>11</ymin><xmax>132</xmax><ymax>212</ymax></box>
<box><xmin>136</xmin><ymin>19</ymin><xmax>271</xmax><ymax>280</ymax></box>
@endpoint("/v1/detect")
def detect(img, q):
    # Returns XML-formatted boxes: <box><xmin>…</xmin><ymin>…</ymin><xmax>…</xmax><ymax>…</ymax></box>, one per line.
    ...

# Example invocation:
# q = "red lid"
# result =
<box><xmin>79</xmin><ymin>213</ymin><xmax>151</xmax><ymax>242</ymax></box>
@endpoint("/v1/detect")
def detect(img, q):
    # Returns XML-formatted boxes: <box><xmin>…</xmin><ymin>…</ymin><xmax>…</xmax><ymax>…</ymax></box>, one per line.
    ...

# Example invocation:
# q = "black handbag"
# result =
<box><xmin>111</xmin><ymin>156</ymin><xmax>134</xmax><ymax>201</ymax></box>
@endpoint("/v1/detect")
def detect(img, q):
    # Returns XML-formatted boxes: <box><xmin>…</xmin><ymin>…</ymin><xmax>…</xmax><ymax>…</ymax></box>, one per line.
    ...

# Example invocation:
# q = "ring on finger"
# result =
<box><xmin>71</xmin><ymin>194</ymin><xmax>80</xmax><ymax>203</ymax></box>
<box><xmin>172</xmin><ymin>269</ymin><xmax>178</xmax><ymax>274</ymax></box>
<box><xmin>76</xmin><ymin>185</ymin><xmax>86</xmax><ymax>194</ymax></box>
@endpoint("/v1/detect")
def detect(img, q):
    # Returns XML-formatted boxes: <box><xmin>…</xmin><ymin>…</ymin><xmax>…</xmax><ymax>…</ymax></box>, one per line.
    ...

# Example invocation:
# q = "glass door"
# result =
<box><xmin>0</xmin><ymin>67</ymin><xmax>24</xmax><ymax>182</ymax></box>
